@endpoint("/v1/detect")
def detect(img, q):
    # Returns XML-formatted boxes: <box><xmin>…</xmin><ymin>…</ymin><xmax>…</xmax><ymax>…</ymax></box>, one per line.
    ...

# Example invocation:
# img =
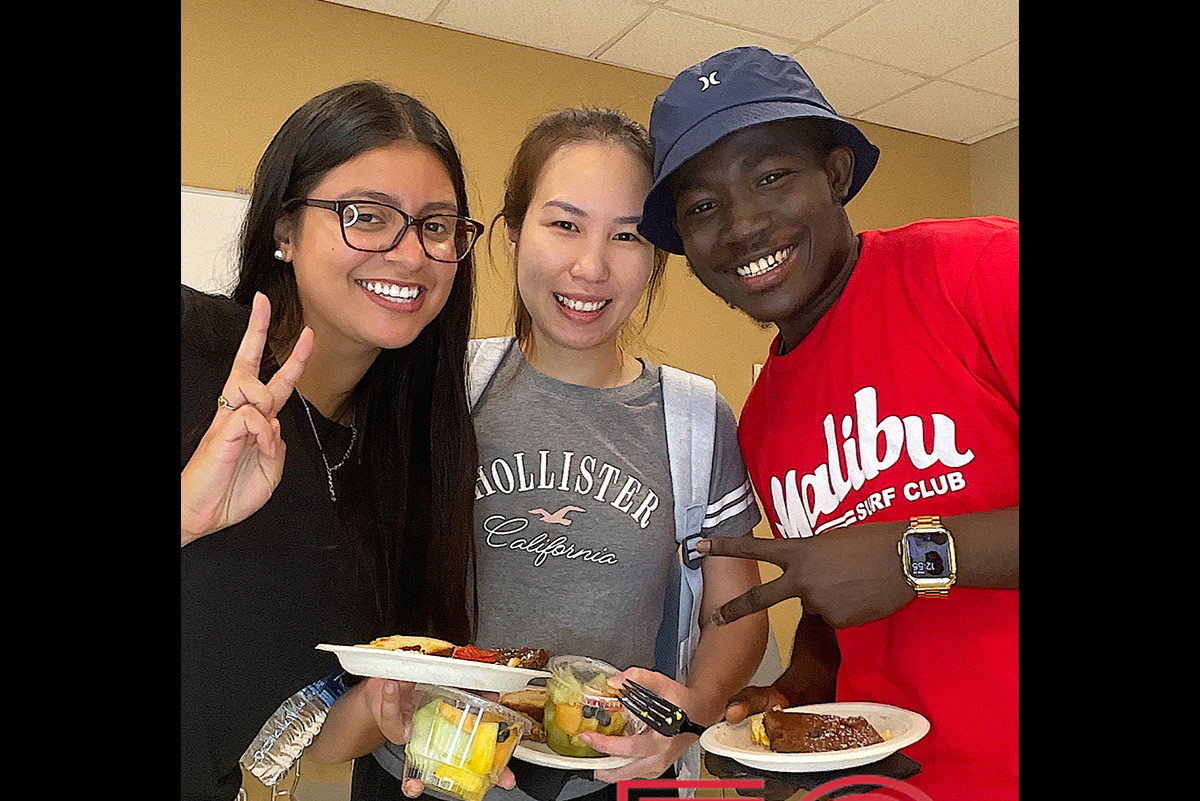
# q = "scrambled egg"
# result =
<box><xmin>749</xmin><ymin>713</ymin><xmax>769</xmax><ymax>748</ymax></box>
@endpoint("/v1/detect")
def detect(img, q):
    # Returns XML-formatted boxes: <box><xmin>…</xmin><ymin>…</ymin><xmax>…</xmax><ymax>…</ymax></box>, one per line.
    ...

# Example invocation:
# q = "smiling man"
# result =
<box><xmin>638</xmin><ymin>48</ymin><xmax>1019</xmax><ymax>800</ymax></box>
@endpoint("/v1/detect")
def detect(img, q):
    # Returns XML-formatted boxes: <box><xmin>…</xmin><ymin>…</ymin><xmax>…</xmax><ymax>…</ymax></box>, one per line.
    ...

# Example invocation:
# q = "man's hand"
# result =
<box><xmin>722</xmin><ymin>685</ymin><xmax>792</xmax><ymax>725</ymax></box>
<box><xmin>697</xmin><ymin>524</ymin><xmax>912</xmax><ymax>629</ymax></box>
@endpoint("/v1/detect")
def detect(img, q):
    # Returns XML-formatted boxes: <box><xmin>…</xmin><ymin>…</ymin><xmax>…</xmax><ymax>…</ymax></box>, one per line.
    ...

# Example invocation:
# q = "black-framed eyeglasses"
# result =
<box><xmin>286</xmin><ymin>198</ymin><xmax>483</xmax><ymax>263</ymax></box>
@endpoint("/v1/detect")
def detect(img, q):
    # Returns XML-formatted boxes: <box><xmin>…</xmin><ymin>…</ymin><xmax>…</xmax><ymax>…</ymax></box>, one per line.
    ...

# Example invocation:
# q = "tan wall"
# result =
<box><xmin>182</xmin><ymin>0</ymin><xmax>1015</xmax><ymax>691</ymax></box>
<box><xmin>970</xmin><ymin>126</ymin><xmax>1020</xmax><ymax>221</ymax></box>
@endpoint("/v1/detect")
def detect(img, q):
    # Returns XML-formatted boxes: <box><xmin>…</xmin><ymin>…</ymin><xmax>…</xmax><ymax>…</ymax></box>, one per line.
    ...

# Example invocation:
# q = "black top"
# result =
<box><xmin>181</xmin><ymin>286</ymin><xmax>376</xmax><ymax>801</ymax></box>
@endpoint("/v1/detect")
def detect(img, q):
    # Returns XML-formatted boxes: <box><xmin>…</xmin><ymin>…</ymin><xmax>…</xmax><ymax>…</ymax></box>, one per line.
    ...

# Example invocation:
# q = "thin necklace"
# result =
<box><xmin>297</xmin><ymin>393</ymin><xmax>357</xmax><ymax>503</ymax></box>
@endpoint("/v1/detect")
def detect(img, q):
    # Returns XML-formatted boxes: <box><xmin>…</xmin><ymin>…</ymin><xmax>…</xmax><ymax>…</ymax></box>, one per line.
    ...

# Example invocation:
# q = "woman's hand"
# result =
<box><xmin>391</xmin><ymin>682</ymin><xmax>516</xmax><ymax>798</ymax></box>
<box><xmin>306</xmin><ymin>678</ymin><xmax>413</xmax><ymax>766</ymax></box>
<box><xmin>364</xmin><ymin>678</ymin><xmax>420</xmax><ymax>747</ymax></box>
<box><xmin>181</xmin><ymin>292</ymin><xmax>313</xmax><ymax>546</ymax></box>
<box><xmin>578</xmin><ymin>668</ymin><xmax>697</xmax><ymax>783</ymax></box>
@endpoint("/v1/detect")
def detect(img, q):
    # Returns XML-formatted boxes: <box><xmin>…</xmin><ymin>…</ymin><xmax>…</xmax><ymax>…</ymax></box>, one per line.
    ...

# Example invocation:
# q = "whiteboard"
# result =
<box><xmin>181</xmin><ymin>186</ymin><xmax>250</xmax><ymax>296</ymax></box>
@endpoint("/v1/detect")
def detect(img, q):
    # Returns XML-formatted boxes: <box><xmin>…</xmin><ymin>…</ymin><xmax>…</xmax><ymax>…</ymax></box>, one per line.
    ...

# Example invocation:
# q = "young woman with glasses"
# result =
<box><xmin>180</xmin><ymin>81</ymin><xmax>482</xmax><ymax>801</ymax></box>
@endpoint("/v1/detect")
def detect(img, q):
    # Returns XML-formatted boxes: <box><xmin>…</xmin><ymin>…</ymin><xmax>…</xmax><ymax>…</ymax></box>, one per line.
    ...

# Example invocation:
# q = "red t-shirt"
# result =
<box><xmin>738</xmin><ymin>217</ymin><xmax>1019</xmax><ymax>800</ymax></box>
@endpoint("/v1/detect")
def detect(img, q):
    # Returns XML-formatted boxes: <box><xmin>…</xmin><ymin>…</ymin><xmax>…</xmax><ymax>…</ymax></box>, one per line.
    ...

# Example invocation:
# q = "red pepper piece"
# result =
<box><xmin>453</xmin><ymin>645</ymin><xmax>501</xmax><ymax>663</ymax></box>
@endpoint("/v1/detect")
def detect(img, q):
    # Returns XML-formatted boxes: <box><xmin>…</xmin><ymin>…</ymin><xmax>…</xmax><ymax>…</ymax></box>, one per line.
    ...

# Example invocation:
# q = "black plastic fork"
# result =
<box><xmin>616</xmin><ymin>680</ymin><xmax>706</xmax><ymax>737</ymax></box>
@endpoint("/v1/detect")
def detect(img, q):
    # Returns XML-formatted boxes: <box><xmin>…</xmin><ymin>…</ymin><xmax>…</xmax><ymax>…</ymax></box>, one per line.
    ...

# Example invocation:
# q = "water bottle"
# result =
<box><xmin>239</xmin><ymin>671</ymin><xmax>348</xmax><ymax>787</ymax></box>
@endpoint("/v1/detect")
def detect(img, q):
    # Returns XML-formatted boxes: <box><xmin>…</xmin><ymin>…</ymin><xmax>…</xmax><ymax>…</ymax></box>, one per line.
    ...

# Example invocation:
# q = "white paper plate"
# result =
<box><xmin>512</xmin><ymin>741</ymin><xmax>632</xmax><ymax>771</ymax></box>
<box><xmin>317</xmin><ymin>644</ymin><xmax>550</xmax><ymax>693</ymax></box>
<box><xmin>699</xmin><ymin>702</ymin><xmax>929</xmax><ymax>773</ymax></box>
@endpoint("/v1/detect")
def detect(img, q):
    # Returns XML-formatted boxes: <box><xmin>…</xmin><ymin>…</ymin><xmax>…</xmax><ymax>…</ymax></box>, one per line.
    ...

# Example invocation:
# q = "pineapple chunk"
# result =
<box><xmin>434</xmin><ymin>763</ymin><xmax>486</xmax><ymax>795</ymax></box>
<box><xmin>465</xmin><ymin>722</ymin><xmax>497</xmax><ymax>774</ymax></box>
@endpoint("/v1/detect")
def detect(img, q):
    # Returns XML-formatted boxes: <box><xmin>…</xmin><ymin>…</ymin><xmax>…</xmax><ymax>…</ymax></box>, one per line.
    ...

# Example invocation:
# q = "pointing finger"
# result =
<box><xmin>231</xmin><ymin>292</ymin><xmax>272</xmax><ymax>380</ymax></box>
<box><xmin>265</xmin><ymin>326</ymin><xmax>313</xmax><ymax>415</ymax></box>
<box><xmin>711</xmin><ymin>576</ymin><xmax>803</xmax><ymax>626</ymax></box>
<box><xmin>697</xmin><ymin>535</ymin><xmax>792</xmax><ymax>568</ymax></box>
<box><xmin>220</xmin><ymin>293</ymin><xmax>278</xmax><ymax>414</ymax></box>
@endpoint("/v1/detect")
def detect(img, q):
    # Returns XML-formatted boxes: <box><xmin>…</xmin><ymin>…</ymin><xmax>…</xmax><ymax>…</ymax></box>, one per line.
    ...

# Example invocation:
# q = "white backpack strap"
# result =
<box><xmin>659</xmin><ymin>366</ymin><xmax>716</xmax><ymax>784</ymax></box>
<box><xmin>467</xmin><ymin>337</ymin><xmax>516</xmax><ymax>410</ymax></box>
<box><xmin>661</xmin><ymin>366</ymin><xmax>717</xmax><ymax>562</ymax></box>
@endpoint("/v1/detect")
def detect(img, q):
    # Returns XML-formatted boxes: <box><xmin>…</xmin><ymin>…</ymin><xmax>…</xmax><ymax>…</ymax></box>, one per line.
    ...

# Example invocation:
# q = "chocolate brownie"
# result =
<box><xmin>762</xmin><ymin>709</ymin><xmax>884</xmax><ymax>753</ymax></box>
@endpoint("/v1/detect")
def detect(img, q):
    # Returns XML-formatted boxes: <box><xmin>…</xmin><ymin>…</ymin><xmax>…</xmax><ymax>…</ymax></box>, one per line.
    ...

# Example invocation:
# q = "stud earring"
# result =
<box><xmin>274</xmin><ymin>249</ymin><xmax>286</xmax><ymax>261</ymax></box>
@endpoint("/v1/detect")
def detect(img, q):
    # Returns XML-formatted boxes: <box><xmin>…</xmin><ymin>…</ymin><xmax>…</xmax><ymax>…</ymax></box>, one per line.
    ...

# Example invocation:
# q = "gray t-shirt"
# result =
<box><xmin>371</xmin><ymin>343</ymin><xmax>760</xmax><ymax>798</ymax></box>
<box><xmin>471</xmin><ymin>343</ymin><xmax>760</xmax><ymax>670</ymax></box>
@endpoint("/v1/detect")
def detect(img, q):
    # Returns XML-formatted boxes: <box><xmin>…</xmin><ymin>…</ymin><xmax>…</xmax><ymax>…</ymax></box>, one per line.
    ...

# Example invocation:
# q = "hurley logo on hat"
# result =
<box><xmin>638</xmin><ymin>46</ymin><xmax>880</xmax><ymax>255</ymax></box>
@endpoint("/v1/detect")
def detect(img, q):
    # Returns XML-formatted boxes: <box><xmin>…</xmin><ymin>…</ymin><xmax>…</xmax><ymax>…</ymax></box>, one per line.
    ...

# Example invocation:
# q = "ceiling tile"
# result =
<box><xmin>944</xmin><ymin>40</ymin><xmax>1018</xmax><ymax>99</ymax></box>
<box><xmin>816</xmin><ymin>0</ymin><xmax>1018</xmax><ymax>77</ymax></box>
<box><xmin>663</xmin><ymin>0</ymin><xmax>879</xmax><ymax>42</ymax></box>
<box><xmin>434</xmin><ymin>0</ymin><xmax>653</xmax><ymax>58</ymax></box>
<box><xmin>788</xmin><ymin>46</ymin><xmax>925</xmax><ymax>117</ymax></box>
<box><xmin>600</xmin><ymin>8</ymin><xmax>797</xmax><ymax>76</ymax></box>
<box><xmin>315</xmin><ymin>0</ymin><xmax>1016</xmax><ymax>144</ymax></box>
<box><xmin>858</xmin><ymin>79</ymin><xmax>1018</xmax><ymax>143</ymax></box>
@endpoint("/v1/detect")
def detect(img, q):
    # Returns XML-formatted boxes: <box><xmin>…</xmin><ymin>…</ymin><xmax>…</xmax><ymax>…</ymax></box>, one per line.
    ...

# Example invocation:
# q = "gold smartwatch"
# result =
<box><xmin>898</xmin><ymin>515</ymin><xmax>957</xmax><ymax>597</ymax></box>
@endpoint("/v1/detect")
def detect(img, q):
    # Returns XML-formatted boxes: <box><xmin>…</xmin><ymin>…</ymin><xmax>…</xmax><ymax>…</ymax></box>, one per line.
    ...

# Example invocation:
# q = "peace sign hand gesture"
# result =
<box><xmin>181</xmin><ymin>292</ymin><xmax>314</xmax><ymax>547</ymax></box>
<box><xmin>696</xmin><ymin>523</ymin><xmax>913</xmax><ymax>629</ymax></box>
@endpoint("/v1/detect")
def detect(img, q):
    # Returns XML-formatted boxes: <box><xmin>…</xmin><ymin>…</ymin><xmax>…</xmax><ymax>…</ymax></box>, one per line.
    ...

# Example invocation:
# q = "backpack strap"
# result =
<box><xmin>467</xmin><ymin>337</ymin><xmax>517</xmax><ymax>410</ymax></box>
<box><xmin>656</xmin><ymin>365</ymin><xmax>717</xmax><ymax>785</ymax></box>
<box><xmin>658</xmin><ymin>365</ymin><xmax>716</xmax><ymax>678</ymax></box>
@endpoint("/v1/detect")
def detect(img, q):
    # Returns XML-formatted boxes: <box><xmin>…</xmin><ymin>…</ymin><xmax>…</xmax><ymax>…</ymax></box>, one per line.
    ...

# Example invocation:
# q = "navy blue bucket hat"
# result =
<box><xmin>639</xmin><ymin>46</ymin><xmax>880</xmax><ymax>255</ymax></box>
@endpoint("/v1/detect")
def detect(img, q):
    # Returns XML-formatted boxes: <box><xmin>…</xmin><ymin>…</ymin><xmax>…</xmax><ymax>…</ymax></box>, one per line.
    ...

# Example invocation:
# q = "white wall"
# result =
<box><xmin>181</xmin><ymin>186</ymin><xmax>250</xmax><ymax>295</ymax></box>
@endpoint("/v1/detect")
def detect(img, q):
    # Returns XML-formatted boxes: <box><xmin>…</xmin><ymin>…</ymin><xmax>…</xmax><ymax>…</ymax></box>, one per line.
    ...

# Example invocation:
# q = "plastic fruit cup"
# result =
<box><xmin>404</xmin><ymin>684</ymin><xmax>530</xmax><ymax>801</ymax></box>
<box><xmin>543</xmin><ymin>656</ymin><xmax>642</xmax><ymax>758</ymax></box>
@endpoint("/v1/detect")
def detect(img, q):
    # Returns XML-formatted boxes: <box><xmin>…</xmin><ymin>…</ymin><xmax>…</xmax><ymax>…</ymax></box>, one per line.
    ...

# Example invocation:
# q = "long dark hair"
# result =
<box><xmin>490</xmin><ymin>108</ymin><xmax>669</xmax><ymax>353</ymax></box>
<box><xmin>234</xmin><ymin>81</ymin><xmax>478</xmax><ymax>643</ymax></box>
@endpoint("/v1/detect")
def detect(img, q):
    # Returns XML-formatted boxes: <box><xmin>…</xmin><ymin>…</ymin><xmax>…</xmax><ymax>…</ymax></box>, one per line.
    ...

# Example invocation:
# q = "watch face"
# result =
<box><xmin>906</xmin><ymin>531</ymin><xmax>952</xmax><ymax>578</ymax></box>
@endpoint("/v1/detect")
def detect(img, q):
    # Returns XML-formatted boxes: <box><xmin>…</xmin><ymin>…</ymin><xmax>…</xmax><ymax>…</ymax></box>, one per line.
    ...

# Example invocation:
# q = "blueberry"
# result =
<box><xmin>596</xmin><ymin>709</ymin><xmax>611</xmax><ymax>727</ymax></box>
<box><xmin>582</xmin><ymin>705</ymin><xmax>596</xmax><ymax>719</ymax></box>
<box><xmin>497</xmin><ymin>722</ymin><xmax>510</xmax><ymax>741</ymax></box>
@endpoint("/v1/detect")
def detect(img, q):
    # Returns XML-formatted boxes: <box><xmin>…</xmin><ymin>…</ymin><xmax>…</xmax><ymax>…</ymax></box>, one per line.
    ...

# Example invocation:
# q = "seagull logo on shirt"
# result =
<box><xmin>528</xmin><ymin>506</ymin><xmax>586</xmax><ymax>526</ymax></box>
